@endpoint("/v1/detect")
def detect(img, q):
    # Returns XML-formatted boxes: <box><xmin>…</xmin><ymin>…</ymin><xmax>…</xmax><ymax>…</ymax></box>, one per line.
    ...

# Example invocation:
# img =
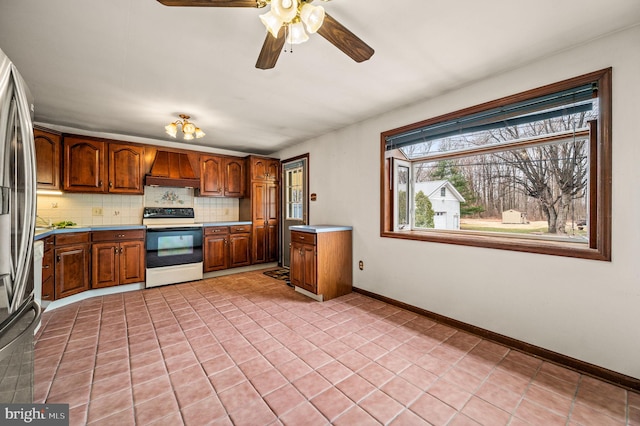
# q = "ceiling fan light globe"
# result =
<box><xmin>259</xmin><ymin>11</ymin><xmax>283</xmax><ymax>38</ymax></box>
<box><xmin>271</xmin><ymin>0</ymin><xmax>298</xmax><ymax>23</ymax></box>
<box><xmin>286</xmin><ymin>21</ymin><xmax>309</xmax><ymax>44</ymax></box>
<box><xmin>165</xmin><ymin>123</ymin><xmax>178</xmax><ymax>138</ymax></box>
<box><xmin>300</xmin><ymin>4</ymin><xmax>324</xmax><ymax>33</ymax></box>
<box><xmin>195</xmin><ymin>128</ymin><xmax>205</xmax><ymax>138</ymax></box>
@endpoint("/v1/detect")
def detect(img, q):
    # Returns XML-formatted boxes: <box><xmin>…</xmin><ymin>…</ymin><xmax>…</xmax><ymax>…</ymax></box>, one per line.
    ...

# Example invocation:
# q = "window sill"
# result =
<box><xmin>380</xmin><ymin>230</ymin><xmax>610</xmax><ymax>261</ymax></box>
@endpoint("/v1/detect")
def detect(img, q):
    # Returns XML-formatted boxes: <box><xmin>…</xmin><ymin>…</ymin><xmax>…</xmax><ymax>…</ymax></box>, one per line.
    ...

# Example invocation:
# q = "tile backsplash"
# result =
<box><xmin>37</xmin><ymin>187</ymin><xmax>239</xmax><ymax>226</ymax></box>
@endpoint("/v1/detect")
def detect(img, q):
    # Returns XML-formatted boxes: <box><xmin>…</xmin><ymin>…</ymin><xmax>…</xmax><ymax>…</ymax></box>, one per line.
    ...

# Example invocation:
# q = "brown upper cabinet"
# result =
<box><xmin>200</xmin><ymin>155</ymin><xmax>246</xmax><ymax>197</ymax></box>
<box><xmin>63</xmin><ymin>136</ymin><xmax>144</xmax><ymax>194</ymax></box>
<box><xmin>34</xmin><ymin>128</ymin><xmax>61</xmax><ymax>191</ymax></box>
<box><xmin>249</xmin><ymin>156</ymin><xmax>280</xmax><ymax>182</ymax></box>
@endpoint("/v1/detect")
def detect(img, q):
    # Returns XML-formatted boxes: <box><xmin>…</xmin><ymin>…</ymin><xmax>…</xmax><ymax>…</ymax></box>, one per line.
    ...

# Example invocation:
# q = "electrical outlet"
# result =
<box><xmin>358</xmin><ymin>260</ymin><xmax>364</xmax><ymax>270</ymax></box>
<box><xmin>92</xmin><ymin>207</ymin><xmax>103</xmax><ymax>216</ymax></box>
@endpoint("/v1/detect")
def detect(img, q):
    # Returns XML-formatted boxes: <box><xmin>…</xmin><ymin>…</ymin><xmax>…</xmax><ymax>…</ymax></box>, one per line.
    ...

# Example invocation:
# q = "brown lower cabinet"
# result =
<box><xmin>289</xmin><ymin>229</ymin><xmax>353</xmax><ymax>301</ymax></box>
<box><xmin>204</xmin><ymin>225</ymin><xmax>251</xmax><ymax>272</ymax></box>
<box><xmin>54</xmin><ymin>232</ymin><xmax>90</xmax><ymax>299</ymax></box>
<box><xmin>92</xmin><ymin>230</ymin><xmax>145</xmax><ymax>288</ymax></box>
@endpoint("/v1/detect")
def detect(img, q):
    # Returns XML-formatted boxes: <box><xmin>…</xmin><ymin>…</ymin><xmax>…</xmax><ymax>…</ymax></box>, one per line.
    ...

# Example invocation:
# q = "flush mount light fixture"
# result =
<box><xmin>165</xmin><ymin>114</ymin><xmax>205</xmax><ymax>140</ymax></box>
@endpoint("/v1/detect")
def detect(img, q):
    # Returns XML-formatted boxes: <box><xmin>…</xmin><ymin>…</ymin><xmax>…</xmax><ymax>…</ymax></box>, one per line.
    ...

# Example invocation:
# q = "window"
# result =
<box><xmin>381</xmin><ymin>69</ymin><xmax>612</xmax><ymax>261</ymax></box>
<box><xmin>285</xmin><ymin>162</ymin><xmax>304</xmax><ymax>220</ymax></box>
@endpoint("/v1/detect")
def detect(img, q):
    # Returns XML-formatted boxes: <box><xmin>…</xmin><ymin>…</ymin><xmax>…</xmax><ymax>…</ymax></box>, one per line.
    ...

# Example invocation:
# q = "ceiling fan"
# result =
<box><xmin>156</xmin><ymin>0</ymin><xmax>374</xmax><ymax>70</ymax></box>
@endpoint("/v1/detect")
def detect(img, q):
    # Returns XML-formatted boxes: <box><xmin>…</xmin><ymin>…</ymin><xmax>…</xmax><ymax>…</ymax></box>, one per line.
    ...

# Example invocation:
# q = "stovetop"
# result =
<box><xmin>143</xmin><ymin>207</ymin><xmax>195</xmax><ymax>219</ymax></box>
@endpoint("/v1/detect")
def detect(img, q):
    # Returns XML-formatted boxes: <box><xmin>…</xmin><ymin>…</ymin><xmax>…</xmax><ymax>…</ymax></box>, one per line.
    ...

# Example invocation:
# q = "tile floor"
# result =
<box><xmin>34</xmin><ymin>270</ymin><xmax>640</xmax><ymax>425</ymax></box>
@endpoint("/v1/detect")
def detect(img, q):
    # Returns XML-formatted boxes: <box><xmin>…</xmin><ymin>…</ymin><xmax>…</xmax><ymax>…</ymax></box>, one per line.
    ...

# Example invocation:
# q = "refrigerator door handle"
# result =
<box><xmin>0</xmin><ymin>296</ymin><xmax>41</xmax><ymax>362</ymax></box>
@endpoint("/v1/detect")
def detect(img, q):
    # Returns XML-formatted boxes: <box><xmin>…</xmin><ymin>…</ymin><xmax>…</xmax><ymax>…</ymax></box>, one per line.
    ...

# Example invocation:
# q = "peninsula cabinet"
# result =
<box><xmin>63</xmin><ymin>136</ymin><xmax>144</xmax><ymax>194</ymax></box>
<box><xmin>34</xmin><ymin>128</ymin><xmax>61</xmax><ymax>191</ymax></box>
<box><xmin>54</xmin><ymin>232</ymin><xmax>90</xmax><ymax>299</ymax></box>
<box><xmin>91</xmin><ymin>230</ymin><xmax>145</xmax><ymax>288</ymax></box>
<box><xmin>289</xmin><ymin>226</ymin><xmax>353</xmax><ymax>302</ymax></box>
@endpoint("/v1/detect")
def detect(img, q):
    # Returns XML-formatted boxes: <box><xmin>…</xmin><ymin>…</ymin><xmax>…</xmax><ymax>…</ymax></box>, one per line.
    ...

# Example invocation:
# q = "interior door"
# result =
<box><xmin>281</xmin><ymin>155</ymin><xmax>308</xmax><ymax>268</ymax></box>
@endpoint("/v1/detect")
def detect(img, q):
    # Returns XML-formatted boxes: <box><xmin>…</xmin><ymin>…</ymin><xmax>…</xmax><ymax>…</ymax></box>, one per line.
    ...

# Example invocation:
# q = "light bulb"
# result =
<box><xmin>271</xmin><ymin>0</ymin><xmax>297</xmax><ymax>23</ymax></box>
<box><xmin>183</xmin><ymin>132</ymin><xmax>194</xmax><ymax>141</ymax></box>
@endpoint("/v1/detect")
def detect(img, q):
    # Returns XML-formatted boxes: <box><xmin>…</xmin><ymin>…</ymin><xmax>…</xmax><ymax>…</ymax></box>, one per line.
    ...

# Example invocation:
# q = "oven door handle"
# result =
<box><xmin>146</xmin><ymin>226</ymin><xmax>203</xmax><ymax>232</ymax></box>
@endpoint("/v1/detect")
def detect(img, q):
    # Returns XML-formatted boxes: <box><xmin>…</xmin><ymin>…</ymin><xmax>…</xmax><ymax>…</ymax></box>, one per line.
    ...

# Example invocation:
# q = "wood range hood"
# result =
<box><xmin>145</xmin><ymin>150</ymin><xmax>200</xmax><ymax>189</ymax></box>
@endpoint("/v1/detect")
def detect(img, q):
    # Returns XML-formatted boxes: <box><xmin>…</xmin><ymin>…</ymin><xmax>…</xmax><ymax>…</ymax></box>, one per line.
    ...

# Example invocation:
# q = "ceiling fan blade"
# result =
<box><xmin>317</xmin><ymin>13</ymin><xmax>374</xmax><ymax>63</ymax></box>
<box><xmin>256</xmin><ymin>27</ymin><xmax>286</xmax><ymax>70</ymax></box>
<box><xmin>156</xmin><ymin>0</ymin><xmax>258</xmax><ymax>7</ymax></box>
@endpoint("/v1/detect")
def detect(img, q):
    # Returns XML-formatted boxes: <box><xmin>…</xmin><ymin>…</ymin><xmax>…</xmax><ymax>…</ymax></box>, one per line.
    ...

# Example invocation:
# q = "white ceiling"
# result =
<box><xmin>1</xmin><ymin>0</ymin><xmax>639</xmax><ymax>155</ymax></box>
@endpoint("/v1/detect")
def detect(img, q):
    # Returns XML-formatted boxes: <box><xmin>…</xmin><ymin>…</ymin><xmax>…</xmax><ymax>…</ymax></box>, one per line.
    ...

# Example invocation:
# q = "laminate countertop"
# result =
<box><xmin>289</xmin><ymin>225</ymin><xmax>353</xmax><ymax>233</ymax></box>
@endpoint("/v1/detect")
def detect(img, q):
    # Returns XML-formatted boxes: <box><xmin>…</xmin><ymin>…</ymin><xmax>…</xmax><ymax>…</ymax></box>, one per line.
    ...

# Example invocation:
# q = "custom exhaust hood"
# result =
<box><xmin>145</xmin><ymin>150</ymin><xmax>200</xmax><ymax>188</ymax></box>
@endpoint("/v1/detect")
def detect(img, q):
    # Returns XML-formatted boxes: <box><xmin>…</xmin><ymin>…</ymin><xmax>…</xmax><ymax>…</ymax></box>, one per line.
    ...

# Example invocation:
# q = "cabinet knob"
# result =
<box><xmin>109</xmin><ymin>181</ymin><xmax>113</xmax><ymax>187</ymax></box>
<box><xmin>43</xmin><ymin>265</ymin><xmax>50</xmax><ymax>269</ymax></box>
<box><xmin>114</xmin><ymin>247</ymin><xmax>118</xmax><ymax>254</ymax></box>
<box><xmin>120</xmin><ymin>247</ymin><xmax>123</xmax><ymax>254</ymax></box>
<box><xmin>56</xmin><ymin>255</ymin><xmax>61</xmax><ymax>263</ymax></box>
<box><xmin>98</xmin><ymin>180</ymin><xmax>103</xmax><ymax>187</ymax></box>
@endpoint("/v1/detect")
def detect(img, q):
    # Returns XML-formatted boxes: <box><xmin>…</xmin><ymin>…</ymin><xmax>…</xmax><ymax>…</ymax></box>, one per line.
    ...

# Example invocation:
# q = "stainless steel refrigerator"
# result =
<box><xmin>0</xmin><ymin>47</ymin><xmax>41</xmax><ymax>403</ymax></box>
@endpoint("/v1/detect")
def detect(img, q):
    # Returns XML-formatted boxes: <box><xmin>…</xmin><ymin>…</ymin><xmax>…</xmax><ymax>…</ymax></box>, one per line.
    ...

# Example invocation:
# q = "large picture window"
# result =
<box><xmin>381</xmin><ymin>69</ymin><xmax>611</xmax><ymax>260</ymax></box>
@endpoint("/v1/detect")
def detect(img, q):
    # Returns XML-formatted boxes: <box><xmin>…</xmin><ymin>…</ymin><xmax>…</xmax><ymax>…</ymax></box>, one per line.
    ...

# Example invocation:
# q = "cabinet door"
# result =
<box><xmin>300</xmin><ymin>243</ymin><xmax>316</xmax><ymax>293</ymax></box>
<box><xmin>289</xmin><ymin>242</ymin><xmax>304</xmax><ymax>287</ymax></box>
<box><xmin>266</xmin><ymin>159</ymin><xmax>280</xmax><ymax>182</ymax></box>
<box><xmin>229</xmin><ymin>233</ymin><xmax>251</xmax><ymax>267</ymax></box>
<box><xmin>92</xmin><ymin>242</ymin><xmax>119</xmax><ymax>288</ymax></box>
<box><xmin>266</xmin><ymin>221</ymin><xmax>279</xmax><ymax>263</ymax></box>
<box><xmin>63</xmin><ymin>137</ymin><xmax>106</xmax><ymax>192</ymax></box>
<box><xmin>119</xmin><ymin>240</ymin><xmax>145</xmax><ymax>284</ymax></box>
<box><xmin>55</xmin><ymin>244</ymin><xmax>90</xmax><ymax>298</ymax></box>
<box><xmin>200</xmin><ymin>155</ymin><xmax>224</xmax><ymax>196</ymax></box>
<box><xmin>224</xmin><ymin>157</ymin><xmax>245</xmax><ymax>197</ymax></box>
<box><xmin>108</xmin><ymin>143</ymin><xmax>144</xmax><ymax>194</ymax></box>
<box><xmin>34</xmin><ymin>128</ymin><xmax>60</xmax><ymax>190</ymax></box>
<box><xmin>265</xmin><ymin>183</ymin><xmax>279</xmax><ymax>262</ymax></box>
<box><xmin>204</xmin><ymin>235</ymin><xmax>228</xmax><ymax>272</ymax></box>
<box><xmin>251</xmin><ymin>224</ymin><xmax>267</xmax><ymax>264</ymax></box>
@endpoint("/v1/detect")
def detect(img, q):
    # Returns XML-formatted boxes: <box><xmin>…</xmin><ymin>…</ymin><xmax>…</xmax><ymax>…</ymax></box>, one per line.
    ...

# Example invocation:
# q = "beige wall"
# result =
<box><xmin>277</xmin><ymin>25</ymin><xmax>640</xmax><ymax>379</ymax></box>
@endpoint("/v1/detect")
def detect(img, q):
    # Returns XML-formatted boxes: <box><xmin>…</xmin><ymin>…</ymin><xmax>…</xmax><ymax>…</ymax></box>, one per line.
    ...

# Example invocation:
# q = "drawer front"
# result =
<box><xmin>205</xmin><ymin>226</ymin><xmax>229</xmax><ymax>235</ymax></box>
<box><xmin>43</xmin><ymin>236</ymin><xmax>55</xmax><ymax>251</ymax></box>
<box><xmin>55</xmin><ymin>232</ymin><xmax>90</xmax><ymax>245</ymax></box>
<box><xmin>229</xmin><ymin>225</ymin><xmax>251</xmax><ymax>234</ymax></box>
<box><xmin>92</xmin><ymin>229</ymin><xmax>145</xmax><ymax>242</ymax></box>
<box><xmin>291</xmin><ymin>231</ymin><xmax>316</xmax><ymax>245</ymax></box>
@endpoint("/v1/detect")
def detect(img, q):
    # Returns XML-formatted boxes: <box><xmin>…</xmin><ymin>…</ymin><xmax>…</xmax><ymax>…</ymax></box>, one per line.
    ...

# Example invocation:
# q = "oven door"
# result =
<box><xmin>146</xmin><ymin>227</ymin><xmax>203</xmax><ymax>269</ymax></box>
